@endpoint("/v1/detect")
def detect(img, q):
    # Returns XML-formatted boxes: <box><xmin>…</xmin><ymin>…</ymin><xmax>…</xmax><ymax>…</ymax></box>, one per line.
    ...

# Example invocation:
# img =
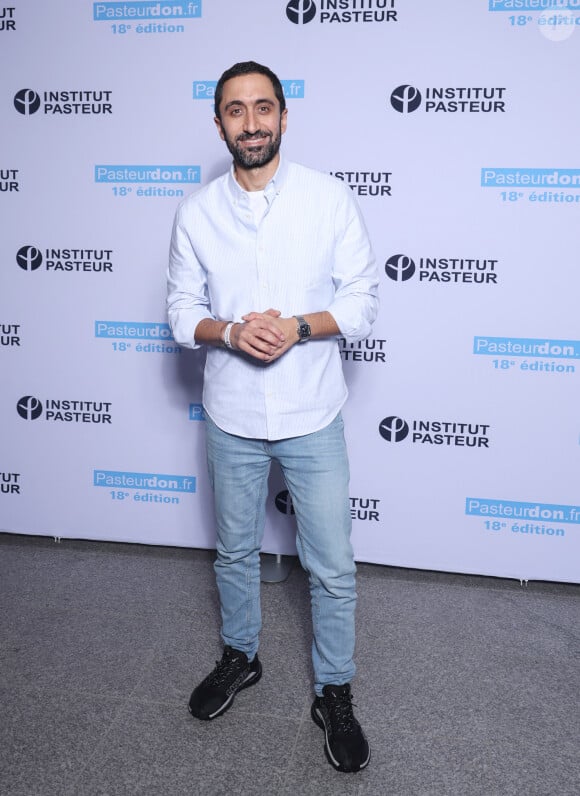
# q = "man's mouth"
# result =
<box><xmin>239</xmin><ymin>133</ymin><xmax>270</xmax><ymax>146</ymax></box>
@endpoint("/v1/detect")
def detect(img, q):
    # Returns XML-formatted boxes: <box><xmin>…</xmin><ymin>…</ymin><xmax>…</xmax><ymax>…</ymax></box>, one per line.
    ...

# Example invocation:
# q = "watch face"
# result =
<box><xmin>297</xmin><ymin>317</ymin><xmax>311</xmax><ymax>341</ymax></box>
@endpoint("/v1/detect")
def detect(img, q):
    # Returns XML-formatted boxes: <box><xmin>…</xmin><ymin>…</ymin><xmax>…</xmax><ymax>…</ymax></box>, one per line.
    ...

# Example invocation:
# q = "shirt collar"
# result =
<box><xmin>227</xmin><ymin>154</ymin><xmax>289</xmax><ymax>206</ymax></box>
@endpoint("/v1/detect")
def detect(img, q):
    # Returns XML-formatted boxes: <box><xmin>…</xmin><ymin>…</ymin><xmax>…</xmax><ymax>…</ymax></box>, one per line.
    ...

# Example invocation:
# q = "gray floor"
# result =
<box><xmin>0</xmin><ymin>534</ymin><xmax>578</xmax><ymax>796</ymax></box>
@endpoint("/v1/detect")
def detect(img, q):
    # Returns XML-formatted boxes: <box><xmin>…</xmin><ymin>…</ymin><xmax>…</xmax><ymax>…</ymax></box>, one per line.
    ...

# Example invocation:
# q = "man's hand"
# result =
<box><xmin>232</xmin><ymin>309</ymin><xmax>298</xmax><ymax>363</ymax></box>
<box><xmin>195</xmin><ymin>310</ymin><xmax>337</xmax><ymax>361</ymax></box>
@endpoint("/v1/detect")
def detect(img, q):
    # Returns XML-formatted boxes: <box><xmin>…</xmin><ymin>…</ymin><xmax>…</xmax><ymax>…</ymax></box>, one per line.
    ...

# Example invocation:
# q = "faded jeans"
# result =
<box><xmin>205</xmin><ymin>411</ymin><xmax>356</xmax><ymax>695</ymax></box>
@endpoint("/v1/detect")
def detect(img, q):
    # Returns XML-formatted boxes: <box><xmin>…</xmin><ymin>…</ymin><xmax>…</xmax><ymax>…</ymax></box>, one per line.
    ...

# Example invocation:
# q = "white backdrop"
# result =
<box><xmin>2</xmin><ymin>0</ymin><xmax>579</xmax><ymax>583</ymax></box>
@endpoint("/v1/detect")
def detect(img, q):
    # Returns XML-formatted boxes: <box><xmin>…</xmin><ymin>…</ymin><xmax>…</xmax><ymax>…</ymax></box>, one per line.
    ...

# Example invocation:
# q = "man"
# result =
<box><xmin>167</xmin><ymin>61</ymin><xmax>378</xmax><ymax>773</ymax></box>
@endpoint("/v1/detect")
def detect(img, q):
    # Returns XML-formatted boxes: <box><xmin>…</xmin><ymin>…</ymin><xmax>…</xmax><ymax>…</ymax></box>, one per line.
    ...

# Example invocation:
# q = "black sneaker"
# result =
<box><xmin>188</xmin><ymin>646</ymin><xmax>262</xmax><ymax>720</ymax></box>
<box><xmin>311</xmin><ymin>683</ymin><xmax>370</xmax><ymax>773</ymax></box>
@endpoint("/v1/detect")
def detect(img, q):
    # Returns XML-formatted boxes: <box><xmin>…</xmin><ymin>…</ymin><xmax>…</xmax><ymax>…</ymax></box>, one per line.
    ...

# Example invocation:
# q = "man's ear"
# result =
<box><xmin>214</xmin><ymin>116</ymin><xmax>225</xmax><ymax>141</ymax></box>
<box><xmin>281</xmin><ymin>108</ymin><xmax>288</xmax><ymax>135</ymax></box>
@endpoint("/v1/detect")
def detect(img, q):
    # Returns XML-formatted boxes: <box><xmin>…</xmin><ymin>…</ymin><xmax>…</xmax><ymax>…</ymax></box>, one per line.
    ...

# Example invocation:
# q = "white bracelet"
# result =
<box><xmin>223</xmin><ymin>321</ymin><xmax>235</xmax><ymax>349</ymax></box>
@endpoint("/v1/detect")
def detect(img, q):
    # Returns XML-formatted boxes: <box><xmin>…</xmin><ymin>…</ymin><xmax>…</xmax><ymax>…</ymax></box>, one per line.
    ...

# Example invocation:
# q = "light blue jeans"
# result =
<box><xmin>205</xmin><ymin>411</ymin><xmax>356</xmax><ymax>695</ymax></box>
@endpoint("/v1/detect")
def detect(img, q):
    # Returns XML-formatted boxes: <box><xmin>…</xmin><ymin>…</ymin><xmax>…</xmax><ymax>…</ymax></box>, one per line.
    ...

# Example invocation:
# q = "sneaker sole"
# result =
<box><xmin>190</xmin><ymin>660</ymin><xmax>263</xmax><ymax>721</ymax></box>
<box><xmin>311</xmin><ymin>703</ymin><xmax>371</xmax><ymax>773</ymax></box>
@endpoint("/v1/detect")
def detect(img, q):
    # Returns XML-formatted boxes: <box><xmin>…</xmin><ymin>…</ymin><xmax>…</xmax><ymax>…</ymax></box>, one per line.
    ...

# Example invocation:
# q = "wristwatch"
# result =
<box><xmin>294</xmin><ymin>315</ymin><xmax>311</xmax><ymax>343</ymax></box>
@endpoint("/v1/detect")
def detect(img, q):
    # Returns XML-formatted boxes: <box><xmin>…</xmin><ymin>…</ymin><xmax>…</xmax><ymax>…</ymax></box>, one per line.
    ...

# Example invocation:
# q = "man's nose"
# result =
<box><xmin>244</xmin><ymin>110</ymin><xmax>259</xmax><ymax>133</ymax></box>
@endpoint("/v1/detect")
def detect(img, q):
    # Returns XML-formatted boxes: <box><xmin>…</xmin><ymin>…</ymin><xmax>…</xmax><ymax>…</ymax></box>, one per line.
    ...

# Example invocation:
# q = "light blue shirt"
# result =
<box><xmin>167</xmin><ymin>157</ymin><xmax>379</xmax><ymax>440</ymax></box>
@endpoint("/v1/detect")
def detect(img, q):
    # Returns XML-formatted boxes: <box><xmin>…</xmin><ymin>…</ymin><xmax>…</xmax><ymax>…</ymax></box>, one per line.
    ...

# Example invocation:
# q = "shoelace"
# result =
<box><xmin>326</xmin><ymin>690</ymin><xmax>357</xmax><ymax>734</ymax></box>
<box><xmin>206</xmin><ymin>651</ymin><xmax>245</xmax><ymax>686</ymax></box>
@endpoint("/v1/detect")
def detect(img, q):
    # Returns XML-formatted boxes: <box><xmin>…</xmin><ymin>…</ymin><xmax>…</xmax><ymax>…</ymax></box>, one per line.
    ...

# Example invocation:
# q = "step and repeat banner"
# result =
<box><xmin>2</xmin><ymin>1</ymin><xmax>579</xmax><ymax>583</ymax></box>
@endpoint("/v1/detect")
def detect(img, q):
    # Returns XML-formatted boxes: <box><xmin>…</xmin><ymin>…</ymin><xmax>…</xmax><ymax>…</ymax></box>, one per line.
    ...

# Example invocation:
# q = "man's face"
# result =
<box><xmin>215</xmin><ymin>73</ymin><xmax>287</xmax><ymax>170</ymax></box>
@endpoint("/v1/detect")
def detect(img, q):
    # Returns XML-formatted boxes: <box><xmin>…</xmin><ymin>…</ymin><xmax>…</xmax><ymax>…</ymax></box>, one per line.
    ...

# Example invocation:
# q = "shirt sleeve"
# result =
<box><xmin>166</xmin><ymin>201</ymin><xmax>214</xmax><ymax>350</ymax></box>
<box><xmin>326</xmin><ymin>187</ymin><xmax>380</xmax><ymax>344</ymax></box>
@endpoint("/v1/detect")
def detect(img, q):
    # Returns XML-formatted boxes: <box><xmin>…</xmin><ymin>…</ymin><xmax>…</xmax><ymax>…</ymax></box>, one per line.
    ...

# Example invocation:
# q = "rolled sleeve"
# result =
<box><xmin>166</xmin><ymin>202</ymin><xmax>214</xmax><ymax>349</ymax></box>
<box><xmin>326</xmin><ymin>190</ymin><xmax>379</xmax><ymax>344</ymax></box>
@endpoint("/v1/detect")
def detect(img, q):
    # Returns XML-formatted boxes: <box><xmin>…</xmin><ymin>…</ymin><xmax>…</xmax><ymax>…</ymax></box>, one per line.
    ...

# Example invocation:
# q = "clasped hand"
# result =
<box><xmin>230</xmin><ymin>309</ymin><xmax>298</xmax><ymax>363</ymax></box>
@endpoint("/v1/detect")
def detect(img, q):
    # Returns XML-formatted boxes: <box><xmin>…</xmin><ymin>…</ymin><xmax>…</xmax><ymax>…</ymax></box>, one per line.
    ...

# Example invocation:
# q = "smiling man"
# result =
<box><xmin>167</xmin><ymin>61</ymin><xmax>379</xmax><ymax>773</ymax></box>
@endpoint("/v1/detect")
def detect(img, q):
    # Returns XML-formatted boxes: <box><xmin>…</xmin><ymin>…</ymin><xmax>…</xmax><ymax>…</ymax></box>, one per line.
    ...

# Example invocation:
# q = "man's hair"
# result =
<box><xmin>214</xmin><ymin>61</ymin><xmax>286</xmax><ymax>120</ymax></box>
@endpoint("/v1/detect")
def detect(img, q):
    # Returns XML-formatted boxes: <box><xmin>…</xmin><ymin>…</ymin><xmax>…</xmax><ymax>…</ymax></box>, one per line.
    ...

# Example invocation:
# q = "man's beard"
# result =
<box><xmin>225</xmin><ymin>126</ymin><xmax>282</xmax><ymax>170</ymax></box>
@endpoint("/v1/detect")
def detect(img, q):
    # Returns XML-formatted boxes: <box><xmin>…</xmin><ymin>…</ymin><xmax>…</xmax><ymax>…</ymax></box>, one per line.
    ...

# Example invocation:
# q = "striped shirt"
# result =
<box><xmin>167</xmin><ymin>156</ymin><xmax>379</xmax><ymax>440</ymax></box>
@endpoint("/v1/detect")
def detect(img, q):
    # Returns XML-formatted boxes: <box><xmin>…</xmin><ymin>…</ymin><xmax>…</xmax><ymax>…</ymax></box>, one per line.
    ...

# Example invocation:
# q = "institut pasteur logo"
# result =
<box><xmin>390</xmin><ymin>84</ymin><xmax>507</xmax><ymax>114</ymax></box>
<box><xmin>16</xmin><ymin>245</ymin><xmax>114</xmax><ymax>274</ymax></box>
<box><xmin>379</xmin><ymin>416</ymin><xmax>491</xmax><ymax>448</ymax></box>
<box><xmin>286</xmin><ymin>0</ymin><xmax>398</xmax><ymax>25</ymax></box>
<box><xmin>16</xmin><ymin>396</ymin><xmax>113</xmax><ymax>424</ymax></box>
<box><xmin>384</xmin><ymin>254</ymin><xmax>499</xmax><ymax>285</ymax></box>
<box><xmin>13</xmin><ymin>88</ymin><xmax>113</xmax><ymax>115</ymax></box>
